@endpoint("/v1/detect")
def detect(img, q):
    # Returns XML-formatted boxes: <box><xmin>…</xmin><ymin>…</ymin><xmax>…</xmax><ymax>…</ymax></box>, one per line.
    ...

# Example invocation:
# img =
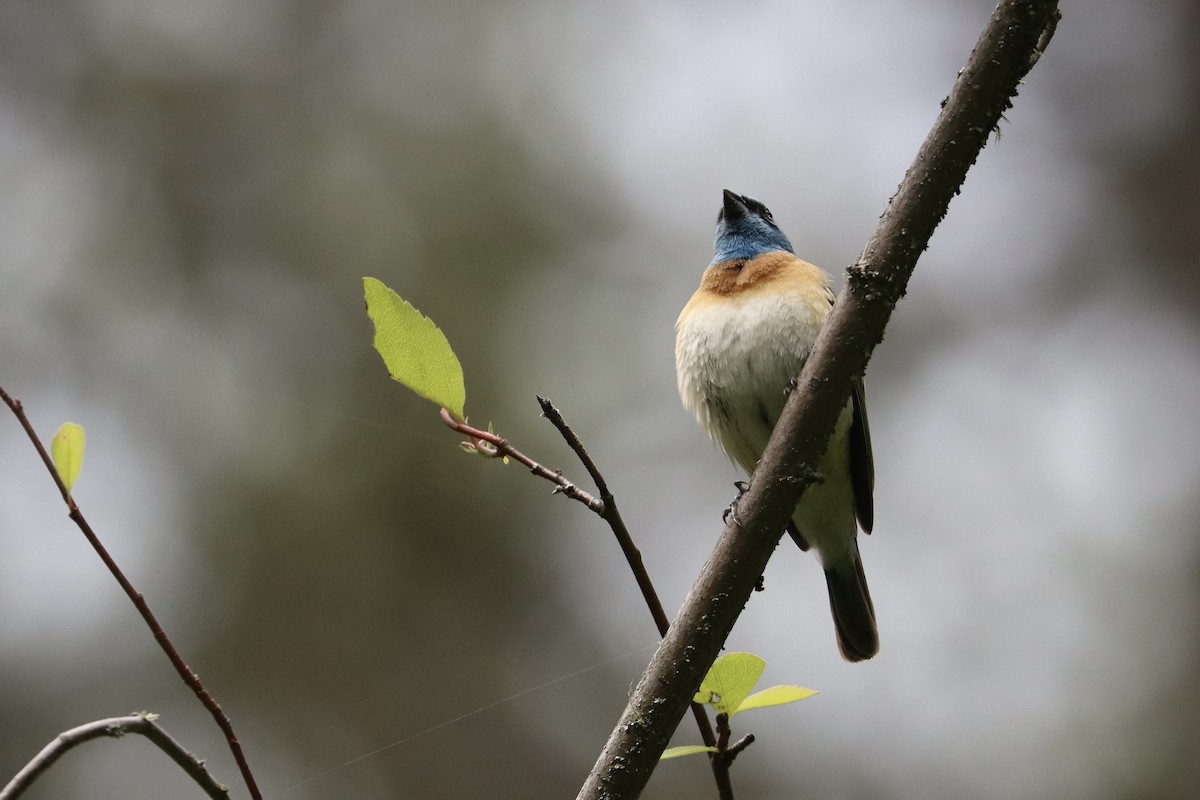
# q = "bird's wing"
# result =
<box><xmin>850</xmin><ymin>377</ymin><xmax>875</xmax><ymax>534</ymax></box>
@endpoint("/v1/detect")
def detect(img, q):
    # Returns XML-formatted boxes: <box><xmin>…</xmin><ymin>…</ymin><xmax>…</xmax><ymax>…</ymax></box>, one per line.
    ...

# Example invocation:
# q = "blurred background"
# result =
<box><xmin>2</xmin><ymin>1</ymin><xmax>1198</xmax><ymax>798</ymax></box>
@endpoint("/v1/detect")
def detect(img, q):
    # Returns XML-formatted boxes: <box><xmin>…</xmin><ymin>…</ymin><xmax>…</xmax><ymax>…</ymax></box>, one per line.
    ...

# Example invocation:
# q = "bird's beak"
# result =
<box><xmin>722</xmin><ymin>189</ymin><xmax>749</xmax><ymax>221</ymax></box>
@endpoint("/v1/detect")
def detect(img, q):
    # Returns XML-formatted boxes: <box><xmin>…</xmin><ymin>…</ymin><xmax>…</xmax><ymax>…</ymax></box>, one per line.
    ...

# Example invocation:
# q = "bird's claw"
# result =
<box><xmin>723</xmin><ymin>482</ymin><xmax>750</xmax><ymax>526</ymax></box>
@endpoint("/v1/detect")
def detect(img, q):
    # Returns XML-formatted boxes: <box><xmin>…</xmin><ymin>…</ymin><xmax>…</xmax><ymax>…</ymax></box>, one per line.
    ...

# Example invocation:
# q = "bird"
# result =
<box><xmin>675</xmin><ymin>189</ymin><xmax>878</xmax><ymax>662</ymax></box>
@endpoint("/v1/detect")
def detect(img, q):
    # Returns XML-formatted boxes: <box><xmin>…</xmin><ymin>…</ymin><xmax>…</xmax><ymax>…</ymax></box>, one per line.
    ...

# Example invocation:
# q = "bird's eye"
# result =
<box><xmin>743</xmin><ymin>196</ymin><xmax>775</xmax><ymax>224</ymax></box>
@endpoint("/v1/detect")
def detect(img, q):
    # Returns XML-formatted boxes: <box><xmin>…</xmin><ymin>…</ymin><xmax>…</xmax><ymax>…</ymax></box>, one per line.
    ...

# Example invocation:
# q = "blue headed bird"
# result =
<box><xmin>675</xmin><ymin>189</ymin><xmax>878</xmax><ymax>661</ymax></box>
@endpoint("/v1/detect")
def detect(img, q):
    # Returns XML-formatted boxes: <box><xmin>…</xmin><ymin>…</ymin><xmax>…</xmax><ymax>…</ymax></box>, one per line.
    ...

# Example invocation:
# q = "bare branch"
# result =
<box><xmin>537</xmin><ymin>396</ymin><xmax>613</xmax><ymax>498</ymax></box>
<box><xmin>0</xmin><ymin>713</ymin><xmax>229</xmax><ymax>800</ymax></box>
<box><xmin>0</xmin><ymin>387</ymin><xmax>263</xmax><ymax>800</ymax></box>
<box><xmin>577</xmin><ymin>2</ymin><xmax>1062</xmax><ymax>797</ymax></box>
<box><xmin>445</xmin><ymin>401</ymin><xmax>723</xmax><ymax>757</ymax></box>
<box><xmin>535</xmin><ymin>398</ymin><xmax>674</xmax><ymax>638</ymax></box>
<box><xmin>440</xmin><ymin>407</ymin><xmax>606</xmax><ymax>513</ymax></box>
<box><xmin>534</xmin><ymin>398</ymin><xmax>721</xmax><ymax>755</ymax></box>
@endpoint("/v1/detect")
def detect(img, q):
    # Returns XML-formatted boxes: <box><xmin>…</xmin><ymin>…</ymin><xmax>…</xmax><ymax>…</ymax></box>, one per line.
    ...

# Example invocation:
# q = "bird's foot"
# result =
<box><xmin>722</xmin><ymin>481</ymin><xmax>750</xmax><ymax>526</ymax></box>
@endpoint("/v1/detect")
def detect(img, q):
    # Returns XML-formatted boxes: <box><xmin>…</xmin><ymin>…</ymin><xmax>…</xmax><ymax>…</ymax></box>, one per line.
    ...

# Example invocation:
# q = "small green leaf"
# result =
<box><xmin>660</xmin><ymin>745</ymin><xmax>718</xmax><ymax>760</ymax></box>
<box><xmin>51</xmin><ymin>422</ymin><xmax>85</xmax><ymax>492</ymax></box>
<box><xmin>363</xmin><ymin>277</ymin><xmax>466</xmax><ymax>422</ymax></box>
<box><xmin>734</xmin><ymin>685</ymin><xmax>817</xmax><ymax>715</ymax></box>
<box><xmin>694</xmin><ymin>653</ymin><xmax>765</xmax><ymax>716</ymax></box>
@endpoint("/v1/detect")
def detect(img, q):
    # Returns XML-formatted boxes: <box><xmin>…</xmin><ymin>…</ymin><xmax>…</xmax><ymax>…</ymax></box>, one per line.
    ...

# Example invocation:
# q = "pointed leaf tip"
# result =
<box><xmin>735</xmin><ymin>685</ymin><xmax>817</xmax><ymax>715</ymax></box>
<box><xmin>51</xmin><ymin>422</ymin><xmax>85</xmax><ymax>492</ymax></box>
<box><xmin>363</xmin><ymin>277</ymin><xmax>466</xmax><ymax>421</ymax></box>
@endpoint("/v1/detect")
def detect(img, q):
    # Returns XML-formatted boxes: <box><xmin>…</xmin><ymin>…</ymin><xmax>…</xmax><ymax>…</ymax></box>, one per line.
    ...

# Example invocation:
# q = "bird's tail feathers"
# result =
<box><xmin>823</xmin><ymin>551</ymin><xmax>879</xmax><ymax>663</ymax></box>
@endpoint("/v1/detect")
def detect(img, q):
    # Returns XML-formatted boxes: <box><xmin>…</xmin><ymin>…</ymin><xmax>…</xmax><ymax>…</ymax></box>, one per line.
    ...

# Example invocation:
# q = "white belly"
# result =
<box><xmin>675</xmin><ymin>291</ymin><xmax>857</xmax><ymax>562</ymax></box>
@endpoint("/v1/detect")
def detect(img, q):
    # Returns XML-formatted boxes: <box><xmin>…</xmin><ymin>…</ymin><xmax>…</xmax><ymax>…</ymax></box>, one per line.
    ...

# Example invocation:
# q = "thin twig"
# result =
<box><xmin>0</xmin><ymin>386</ymin><xmax>262</xmax><ymax>800</ymax></box>
<box><xmin>710</xmin><ymin>713</ymin><xmax>755</xmax><ymax>770</ymax></box>
<box><xmin>708</xmin><ymin>714</ymin><xmax>740</xmax><ymax>800</ymax></box>
<box><xmin>576</xmin><ymin>3</ymin><xmax>1063</xmax><ymax>798</ymax></box>
<box><xmin>0</xmin><ymin>713</ymin><xmax>229</xmax><ymax>800</ymax></box>
<box><xmin>441</xmin><ymin>403</ymin><xmax>722</xmax><ymax>763</ymax></box>
<box><xmin>534</xmin><ymin>398</ymin><xmax>721</xmax><ymax>753</ymax></box>
<box><xmin>440</xmin><ymin>408</ymin><xmax>604</xmax><ymax>513</ymax></box>
<box><xmin>714</xmin><ymin>714</ymin><xmax>732</xmax><ymax>753</ymax></box>
<box><xmin>536</xmin><ymin>396</ymin><xmax>612</xmax><ymax>497</ymax></box>
<box><xmin>534</xmin><ymin>398</ymin><xmax>672</xmax><ymax>637</ymax></box>
<box><xmin>724</xmin><ymin>735</ymin><xmax>755</xmax><ymax>761</ymax></box>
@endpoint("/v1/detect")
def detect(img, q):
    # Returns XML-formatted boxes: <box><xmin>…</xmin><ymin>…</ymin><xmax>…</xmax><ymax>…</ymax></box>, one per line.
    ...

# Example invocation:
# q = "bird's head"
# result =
<box><xmin>711</xmin><ymin>189</ymin><xmax>794</xmax><ymax>266</ymax></box>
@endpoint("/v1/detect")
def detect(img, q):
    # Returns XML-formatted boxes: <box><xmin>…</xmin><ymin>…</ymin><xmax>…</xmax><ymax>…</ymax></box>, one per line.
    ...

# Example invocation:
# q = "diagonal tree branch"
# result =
<box><xmin>576</xmin><ymin>2</ymin><xmax>1062</xmax><ymax>797</ymax></box>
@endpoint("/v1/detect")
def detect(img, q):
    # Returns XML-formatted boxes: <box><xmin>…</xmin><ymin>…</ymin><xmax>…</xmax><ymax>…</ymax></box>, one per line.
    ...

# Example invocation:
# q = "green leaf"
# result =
<box><xmin>363</xmin><ymin>277</ymin><xmax>466</xmax><ymax>422</ymax></box>
<box><xmin>660</xmin><ymin>745</ymin><xmax>718</xmax><ymax>761</ymax></box>
<box><xmin>51</xmin><ymin>422</ymin><xmax>85</xmax><ymax>492</ymax></box>
<box><xmin>694</xmin><ymin>652</ymin><xmax>765</xmax><ymax>716</ymax></box>
<box><xmin>734</xmin><ymin>685</ymin><xmax>817</xmax><ymax>715</ymax></box>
